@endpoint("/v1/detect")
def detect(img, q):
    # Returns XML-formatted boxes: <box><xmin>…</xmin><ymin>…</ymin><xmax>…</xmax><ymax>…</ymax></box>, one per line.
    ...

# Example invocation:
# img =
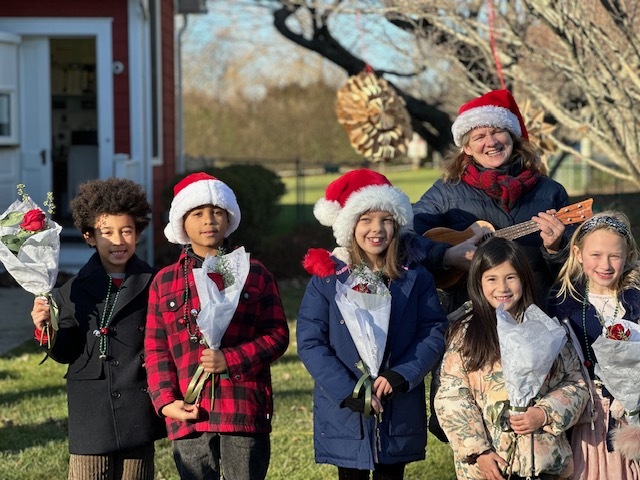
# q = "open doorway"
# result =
<box><xmin>50</xmin><ymin>38</ymin><xmax>98</xmax><ymax>226</ymax></box>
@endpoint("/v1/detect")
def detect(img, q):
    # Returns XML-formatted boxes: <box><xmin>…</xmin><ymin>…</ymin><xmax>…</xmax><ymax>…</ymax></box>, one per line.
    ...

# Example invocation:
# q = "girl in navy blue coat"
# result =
<box><xmin>297</xmin><ymin>169</ymin><xmax>447</xmax><ymax>479</ymax></box>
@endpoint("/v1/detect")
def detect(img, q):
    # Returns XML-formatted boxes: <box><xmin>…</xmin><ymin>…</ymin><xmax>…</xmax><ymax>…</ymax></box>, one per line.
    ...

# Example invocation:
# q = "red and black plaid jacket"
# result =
<box><xmin>144</xmin><ymin>250</ymin><xmax>289</xmax><ymax>440</ymax></box>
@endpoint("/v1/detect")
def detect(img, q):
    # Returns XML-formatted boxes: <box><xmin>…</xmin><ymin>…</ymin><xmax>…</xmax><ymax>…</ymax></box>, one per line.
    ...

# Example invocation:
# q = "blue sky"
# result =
<box><xmin>180</xmin><ymin>1</ymin><xmax>421</xmax><ymax>99</ymax></box>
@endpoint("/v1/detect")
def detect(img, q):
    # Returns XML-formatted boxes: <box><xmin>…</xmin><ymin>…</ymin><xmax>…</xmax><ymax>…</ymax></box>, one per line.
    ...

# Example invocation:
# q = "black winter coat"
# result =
<box><xmin>46</xmin><ymin>253</ymin><xmax>166</xmax><ymax>454</ymax></box>
<box><xmin>413</xmin><ymin>175</ymin><xmax>572</xmax><ymax>309</ymax></box>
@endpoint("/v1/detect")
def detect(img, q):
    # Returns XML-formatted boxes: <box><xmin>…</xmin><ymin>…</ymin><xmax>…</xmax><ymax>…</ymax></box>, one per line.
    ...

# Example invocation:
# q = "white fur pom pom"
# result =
<box><xmin>611</xmin><ymin>423</ymin><xmax>640</xmax><ymax>461</ymax></box>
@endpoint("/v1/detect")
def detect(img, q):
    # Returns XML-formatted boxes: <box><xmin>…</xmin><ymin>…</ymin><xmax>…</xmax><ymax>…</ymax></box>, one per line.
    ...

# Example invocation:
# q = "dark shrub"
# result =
<box><xmin>259</xmin><ymin>222</ymin><xmax>335</xmax><ymax>280</ymax></box>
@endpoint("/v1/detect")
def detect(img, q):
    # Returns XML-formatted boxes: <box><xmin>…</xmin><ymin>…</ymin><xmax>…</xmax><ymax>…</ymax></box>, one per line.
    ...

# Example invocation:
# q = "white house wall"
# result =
<box><xmin>0</xmin><ymin>31</ymin><xmax>20</xmax><ymax>208</ymax></box>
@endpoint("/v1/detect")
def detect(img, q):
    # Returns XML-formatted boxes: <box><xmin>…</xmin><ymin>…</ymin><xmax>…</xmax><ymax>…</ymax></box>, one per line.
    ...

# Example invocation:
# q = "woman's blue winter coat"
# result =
<box><xmin>296</xmin><ymin>252</ymin><xmax>447</xmax><ymax>470</ymax></box>
<box><xmin>413</xmin><ymin>176</ymin><xmax>573</xmax><ymax>305</ymax></box>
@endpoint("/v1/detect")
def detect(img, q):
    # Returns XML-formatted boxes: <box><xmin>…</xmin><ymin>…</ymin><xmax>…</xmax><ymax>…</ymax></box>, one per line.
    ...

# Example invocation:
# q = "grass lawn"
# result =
<box><xmin>0</xmin><ymin>278</ymin><xmax>456</xmax><ymax>480</ymax></box>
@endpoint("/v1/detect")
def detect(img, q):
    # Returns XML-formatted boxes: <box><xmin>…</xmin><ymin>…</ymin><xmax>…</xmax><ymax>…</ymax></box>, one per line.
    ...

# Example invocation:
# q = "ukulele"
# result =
<box><xmin>424</xmin><ymin>198</ymin><xmax>594</xmax><ymax>289</ymax></box>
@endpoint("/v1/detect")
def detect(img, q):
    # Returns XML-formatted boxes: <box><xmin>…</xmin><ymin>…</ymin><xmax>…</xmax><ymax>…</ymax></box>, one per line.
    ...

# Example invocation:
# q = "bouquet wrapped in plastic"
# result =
<box><xmin>335</xmin><ymin>263</ymin><xmax>391</xmax><ymax>415</ymax></box>
<box><xmin>497</xmin><ymin>304</ymin><xmax>567</xmax><ymax>411</ymax></box>
<box><xmin>184</xmin><ymin>247</ymin><xmax>251</xmax><ymax>407</ymax></box>
<box><xmin>592</xmin><ymin>319</ymin><xmax>640</xmax><ymax>460</ymax></box>
<box><xmin>496</xmin><ymin>304</ymin><xmax>567</xmax><ymax>477</ymax></box>
<box><xmin>0</xmin><ymin>186</ymin><xmax>61</xmax><ymax>347</ymax></box>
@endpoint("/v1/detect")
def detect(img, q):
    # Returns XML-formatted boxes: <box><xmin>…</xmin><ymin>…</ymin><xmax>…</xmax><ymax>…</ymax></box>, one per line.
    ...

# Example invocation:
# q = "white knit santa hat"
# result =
<box><xmin>164</xmin><ymin>172</ymin><xmax>241</xmax><ymax>245</ymax></box>
<box><xmin>314</xmin><ymin>168</ymin><xmax>413</xmax><ymax>248</ymax></box>
<box><xmin>451</xmin><ymin>89</ymin><xmax>529</xmax><ymax>147</ymax></box>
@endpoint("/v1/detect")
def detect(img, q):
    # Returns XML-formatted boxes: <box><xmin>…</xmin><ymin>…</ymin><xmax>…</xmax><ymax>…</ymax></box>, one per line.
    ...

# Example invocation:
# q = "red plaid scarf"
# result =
<box><xmin>462</xmin><ymin>162</ymin><xmax>540</xmax><ymax>212</ymax></box>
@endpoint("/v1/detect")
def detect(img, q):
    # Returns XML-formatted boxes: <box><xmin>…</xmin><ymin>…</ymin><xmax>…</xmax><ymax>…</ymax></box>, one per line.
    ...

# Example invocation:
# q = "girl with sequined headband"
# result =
<box><xmin>548</xmin><ymin>211</ymin><xmax>640</xmax><ymax>480</ymax></box>
<box><xmin>30</xmin><ymin>178</ymin><xmax>166</xmax><ymax>480</ymax></box>
<box><xmin>144</xmin><ymin>172</ymin><xmax>289</xmax><ymax>480</ymax></box>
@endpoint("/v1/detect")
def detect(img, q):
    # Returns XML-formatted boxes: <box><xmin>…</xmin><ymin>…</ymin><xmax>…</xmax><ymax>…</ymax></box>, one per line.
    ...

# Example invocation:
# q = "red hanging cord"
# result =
<box><xmin>487</xmin><ymin>0</ymin><xmax>506</xmax><ymax>89</ymax></box>
<box><xmin>356</xmin><ymin>11</ymin><xmax>372</xmax><ymax>72</ymax></box>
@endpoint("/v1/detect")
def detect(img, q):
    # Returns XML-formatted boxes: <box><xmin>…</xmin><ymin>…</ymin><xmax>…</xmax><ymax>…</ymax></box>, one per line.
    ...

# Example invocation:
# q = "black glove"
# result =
<box><xmin>341</xmin><ymin>383</ymin><xmax>376</xmax><ymax>415</ymax></box>
<box><xmin>378</xmin><ymin>370</ymin><xmax>408</xmax><ymax>395</ymax></box>
<box><xmin>341</xmin><ymin>394</ymin><xmax>369</xmax><ymax>414</ymax></box>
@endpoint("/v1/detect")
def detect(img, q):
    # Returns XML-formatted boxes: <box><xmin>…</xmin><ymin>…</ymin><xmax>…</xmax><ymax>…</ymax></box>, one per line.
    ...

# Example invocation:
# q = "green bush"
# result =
<box><xmin>160</xmin><ymin>165</ymin><xmax>286</xmax><ymax>256</ymax></box>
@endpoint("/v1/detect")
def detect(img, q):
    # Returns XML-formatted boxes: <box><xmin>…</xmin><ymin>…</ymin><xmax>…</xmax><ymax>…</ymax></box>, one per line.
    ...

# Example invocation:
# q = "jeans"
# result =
<box><xmin>172</xmin><ymin>432</ymin><xmax>270</xmax><ymax>480</ymax></box>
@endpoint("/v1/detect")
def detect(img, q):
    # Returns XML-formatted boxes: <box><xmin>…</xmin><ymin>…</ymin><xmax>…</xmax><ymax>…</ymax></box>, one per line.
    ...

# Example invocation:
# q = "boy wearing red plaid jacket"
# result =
<box><xmin>144</xmin><ymin>172</ymin><xmax>289</xmax><ymax>480</ymax></box>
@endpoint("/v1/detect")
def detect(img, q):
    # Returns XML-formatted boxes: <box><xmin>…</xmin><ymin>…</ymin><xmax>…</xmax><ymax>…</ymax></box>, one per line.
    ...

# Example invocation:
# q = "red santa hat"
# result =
<box><xmin>313</xmin><ymin>168</ymin><xmax>413</xmax><ymax>248</ymax></box>
<box><xmin>451</xmin><ymin>89</ymin><xmax>529</xmax><ymax>147</ymax></box>
<box><xmin>164</xmin><ymin>172</ymin><xmax>241</xmax><ymax>245</ymax></box>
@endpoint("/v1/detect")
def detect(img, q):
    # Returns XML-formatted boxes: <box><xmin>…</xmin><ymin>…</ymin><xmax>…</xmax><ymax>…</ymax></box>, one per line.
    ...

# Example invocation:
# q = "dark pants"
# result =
<box><xmin>172</xmin><ymin>432</ymin><xmax>270</xmax><ymax>480</ymax></box>
<box><xmin>338</xmin><ymin>463</ymin><xmax>406</xmax><ymax>480</ymax></box>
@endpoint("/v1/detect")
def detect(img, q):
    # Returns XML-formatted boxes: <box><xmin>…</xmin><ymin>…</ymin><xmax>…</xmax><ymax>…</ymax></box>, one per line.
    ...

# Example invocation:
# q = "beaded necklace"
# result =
<box><xmin>180</xmin><ymin>256</ymin><xmax>201</xmax><ymax>343</ymax></box>
<box><xmin>581</xmin><ymin>279</ymin><xmax>619</xmax><ymax>368</ymax></box>
<box><xmin>93</xmin><ymin>274</ymin><xmax>125</xmax><ymax>359</ymax></box>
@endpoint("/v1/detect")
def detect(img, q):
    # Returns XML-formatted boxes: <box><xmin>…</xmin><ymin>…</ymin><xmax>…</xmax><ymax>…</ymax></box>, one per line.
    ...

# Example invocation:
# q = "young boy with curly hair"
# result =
<box><xmin>144</xmin><ymin>172</ymin><xmax>289</xmax><ymax>480</ymax></box>
<box><xmin>31</xmin><ymin>177</ymin><xmax>166</xmax><ymax>480</ymax></box>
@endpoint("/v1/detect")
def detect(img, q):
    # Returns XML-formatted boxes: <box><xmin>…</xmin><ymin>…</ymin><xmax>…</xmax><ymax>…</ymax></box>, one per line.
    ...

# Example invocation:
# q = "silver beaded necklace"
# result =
<box><xmin>93</xmin><ymin>274</ymin><xmax>125</xmax><ymax>359</ymax></box>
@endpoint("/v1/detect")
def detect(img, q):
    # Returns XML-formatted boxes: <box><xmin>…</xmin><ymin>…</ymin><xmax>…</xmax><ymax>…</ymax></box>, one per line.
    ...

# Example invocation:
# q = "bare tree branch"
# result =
<box><xmin>248</xmin><ymin>0</ymin><xmax>640</xmax><ymax>186</ymax></box>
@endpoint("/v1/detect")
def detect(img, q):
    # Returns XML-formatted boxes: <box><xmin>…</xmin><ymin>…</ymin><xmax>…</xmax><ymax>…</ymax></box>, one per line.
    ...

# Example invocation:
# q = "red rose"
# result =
<box><xmin>20</xmin><ymin>209</ymin><xmax>46</xmax><ymax>232</ymax></box>
<box><xmin>352</xmin><ymin>283</ymin><xmax>371</xmax><ymax>294</ymax></box>
<box><xmin>207</xmin><ymin>272</ymin><xmax>225</xmax><ymax>291</ymax></box>
<box><xmin>606</xmin><ymin>323</ymin><xmax>631</xmax><ymax>341</ymax></box>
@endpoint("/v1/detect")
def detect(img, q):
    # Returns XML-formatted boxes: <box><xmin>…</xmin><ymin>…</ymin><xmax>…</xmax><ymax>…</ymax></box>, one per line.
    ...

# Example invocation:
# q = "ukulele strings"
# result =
<box><xmin>494</xmin><ymin>220</ymin><xmax>540</xmax><ymax>240</ymax></box>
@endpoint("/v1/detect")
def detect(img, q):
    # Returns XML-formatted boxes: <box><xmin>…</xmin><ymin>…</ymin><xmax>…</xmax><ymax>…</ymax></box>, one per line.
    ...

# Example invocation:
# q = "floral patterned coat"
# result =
<box><xmin>434</xmin><ymin>324</ymin><xmax>589</xmax><ymax>479</ymax></box>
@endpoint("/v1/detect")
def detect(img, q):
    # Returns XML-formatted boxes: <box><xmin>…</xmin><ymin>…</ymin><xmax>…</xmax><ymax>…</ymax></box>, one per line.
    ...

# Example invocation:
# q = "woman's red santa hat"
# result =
<box><xmin>164</xmin><ymin>172</ymin><xmax>241</xmax><ymax>245</ymax></box>
<box><xmin>451</xmin><ymin>89</ymin><xmax>529</xmax><ymax>147</ymax></box>
<box><xmin>313</xmin><ymin>168</ymin><xmax>413</xmax><ymax>248</ymax></box>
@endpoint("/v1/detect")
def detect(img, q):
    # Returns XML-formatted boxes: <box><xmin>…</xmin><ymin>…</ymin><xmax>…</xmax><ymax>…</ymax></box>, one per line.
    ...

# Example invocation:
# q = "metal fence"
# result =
<box><xmin>552</xmin><ymin>162</ymin><xmax>637</xmax><ymax>196</ymax></box>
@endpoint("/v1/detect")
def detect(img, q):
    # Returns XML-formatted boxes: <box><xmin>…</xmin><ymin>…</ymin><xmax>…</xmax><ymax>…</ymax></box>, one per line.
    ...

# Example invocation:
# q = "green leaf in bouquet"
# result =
<box><xmin>1</xmin><ymin>234</ymin><xmax>23</xmax><ymax>253</ymax></box>
<box><xmin>0</xmin><ymin>211</ymin><xmax>25</xmax><ymax>227</ymax></box>
<box><xmin>16</xmin><ymin>229</ymin><xmax>34</xmax><ymax>239</ymax></box>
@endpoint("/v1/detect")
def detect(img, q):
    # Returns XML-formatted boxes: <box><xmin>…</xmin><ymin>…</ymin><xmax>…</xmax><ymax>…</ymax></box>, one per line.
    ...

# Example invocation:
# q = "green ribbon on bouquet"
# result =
<box><xmin>353</xmin><ymin>360</ymin><xmax>373</xmax><ymax>417</ymax></box>
<box><xmin>184</xmin><ymin>364</ymin><xmax>209</xmax><ymax>406</ymax></box>
<box><xmin>184</xmin><ymin>364</ymin><xmax>230</xmax><ymax>410</ymax></box>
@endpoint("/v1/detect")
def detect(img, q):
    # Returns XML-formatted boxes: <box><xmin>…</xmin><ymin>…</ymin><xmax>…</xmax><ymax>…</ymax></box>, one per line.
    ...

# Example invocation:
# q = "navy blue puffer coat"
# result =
<box><xmin>296</xmin><ymin>236</ymin><xmax>447</xmax><ymax>470</ymax></box>
<box><xmin>413</xmin><ymin>175</ymin><xmax>573</xmax><ymax>307</ymax></box>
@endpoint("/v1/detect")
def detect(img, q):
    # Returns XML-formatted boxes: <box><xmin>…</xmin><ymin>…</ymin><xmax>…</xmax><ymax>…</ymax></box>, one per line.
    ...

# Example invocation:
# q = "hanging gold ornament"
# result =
<box><xmin>336</xmin><ymin>70</ymin><xmax>413</xmax><ymax>162</ymax></box>
<box><xmin>520</xmin><ymin>99</ymin><xmax>557</xmax><ymax>171</ymax></box>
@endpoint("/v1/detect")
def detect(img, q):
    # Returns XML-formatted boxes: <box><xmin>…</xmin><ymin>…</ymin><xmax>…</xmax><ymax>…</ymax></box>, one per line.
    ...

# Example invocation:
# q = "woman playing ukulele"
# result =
<box><xmin>414</xmin><ymin>90</ymin><xmax>579</xmax><ymax>313</ymax></box>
